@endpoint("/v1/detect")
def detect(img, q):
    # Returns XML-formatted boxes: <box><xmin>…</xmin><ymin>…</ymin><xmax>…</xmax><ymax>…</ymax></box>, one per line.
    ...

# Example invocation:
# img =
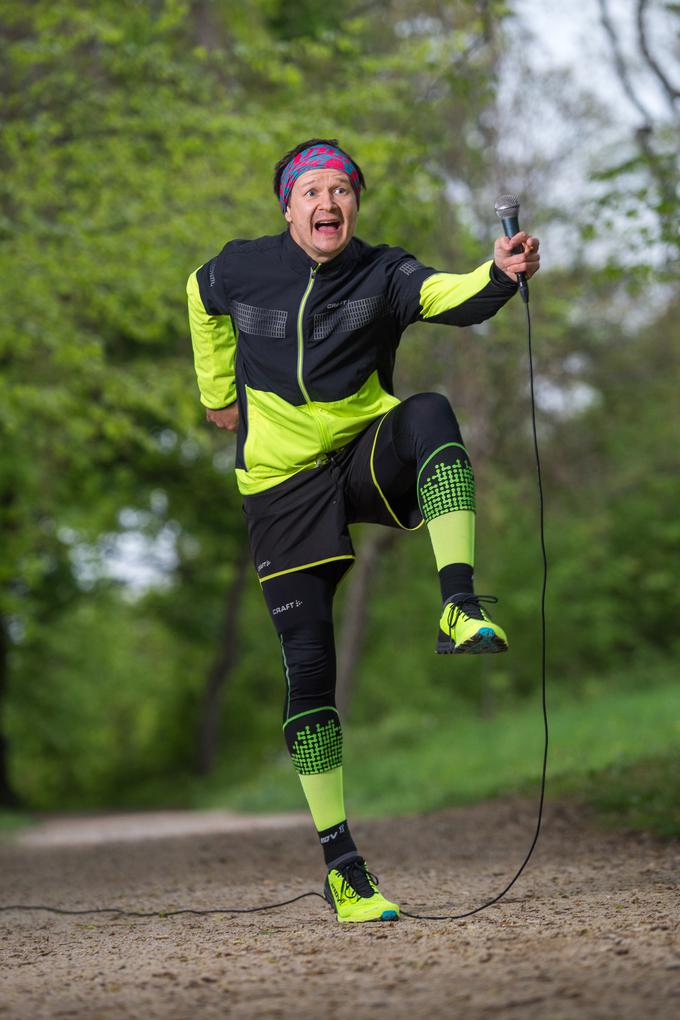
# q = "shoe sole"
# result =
<box><xmin>337</xmin><ymin>909</ymin><xmax>400</xmax><ymax>923</ymax></box>
<box><xmin>435</xmin><ymin>626</ymin><xmax>508</xmax><ymax>655</ymax></box>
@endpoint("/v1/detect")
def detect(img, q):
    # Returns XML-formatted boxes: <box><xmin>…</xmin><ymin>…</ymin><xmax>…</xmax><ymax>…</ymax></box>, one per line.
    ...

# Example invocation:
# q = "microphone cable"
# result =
<box><xmin>402</xmin><ymin>297</ymin><xmax>549</xmax><ymax>920</ymax></box>
<box><xmin>1</xmin><ymin>299</ymin><xmax>548</xmax><ymax>924</ymax></box>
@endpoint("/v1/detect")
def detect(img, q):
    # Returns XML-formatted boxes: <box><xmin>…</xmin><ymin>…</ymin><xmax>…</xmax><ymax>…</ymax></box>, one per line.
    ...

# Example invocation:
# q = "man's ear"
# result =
<box><xmin>284</xmin><ymin>206</ymin><xmax>292</xmax><ymax>224</ymax></box>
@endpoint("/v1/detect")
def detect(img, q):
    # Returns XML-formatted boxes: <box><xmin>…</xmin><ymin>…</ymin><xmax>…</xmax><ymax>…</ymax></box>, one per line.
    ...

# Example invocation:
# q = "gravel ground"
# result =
<box><xmin>1</xmin><ymin>799</ymin><xmax>678</xmax><ymax>1019</ymax></box>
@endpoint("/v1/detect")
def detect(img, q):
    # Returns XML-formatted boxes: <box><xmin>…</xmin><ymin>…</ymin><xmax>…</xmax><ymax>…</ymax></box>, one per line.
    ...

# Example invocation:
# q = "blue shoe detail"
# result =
<box><xmin>466</xmin><ymin>629</ymin><xmax>506</xmax><ymax>655</ymax></box>
<box><xmin>380</xmin><ymin>909</ymin><xmax>399</xmax><ymax>921</ymax></box>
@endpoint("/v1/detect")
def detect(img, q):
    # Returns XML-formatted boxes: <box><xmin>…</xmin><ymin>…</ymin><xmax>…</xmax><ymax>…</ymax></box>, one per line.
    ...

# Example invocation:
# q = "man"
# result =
<box><xmin>187</xmin><ymin>138</ymin><xmax>540</xmax><ymax>924</ymax></box>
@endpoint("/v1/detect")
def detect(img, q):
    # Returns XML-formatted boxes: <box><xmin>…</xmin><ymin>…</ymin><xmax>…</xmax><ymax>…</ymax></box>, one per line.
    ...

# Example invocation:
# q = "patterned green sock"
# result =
<box><xmin>283</xmin><ymin>707</ymin><xmax>347</xmax><ymax>831</ymax></box>
<box><xmin>418</xmin><ymin>443</ymin><xmax>476</xmax><ymax>571</ymax></box>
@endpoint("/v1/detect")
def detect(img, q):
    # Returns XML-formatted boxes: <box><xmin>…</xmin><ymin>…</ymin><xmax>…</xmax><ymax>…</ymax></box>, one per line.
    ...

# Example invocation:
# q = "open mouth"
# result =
<box><xmin>314</xmin><ymin>219</ymin><xmax>342</xmax><ymax>235</ymax></box>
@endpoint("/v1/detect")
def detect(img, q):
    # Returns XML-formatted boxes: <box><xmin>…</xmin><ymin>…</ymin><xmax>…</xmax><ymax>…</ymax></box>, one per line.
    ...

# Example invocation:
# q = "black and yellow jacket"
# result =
<box><xmin>187</xmin><ymin>230</ymin><xmax>517</xmax><ymax>496</ymax></box>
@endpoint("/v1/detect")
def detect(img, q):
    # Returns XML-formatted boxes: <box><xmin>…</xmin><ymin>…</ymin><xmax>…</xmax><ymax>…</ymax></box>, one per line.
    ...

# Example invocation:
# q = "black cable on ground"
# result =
<box><xmin>0</xmin><ymin>892</ymin><xmax>327</xmax><ymax>918</ymax></box>
<box><xmin>1</xmin><ymin>301</ymin><xmax>547</xmax><ymax>925</ymax></box>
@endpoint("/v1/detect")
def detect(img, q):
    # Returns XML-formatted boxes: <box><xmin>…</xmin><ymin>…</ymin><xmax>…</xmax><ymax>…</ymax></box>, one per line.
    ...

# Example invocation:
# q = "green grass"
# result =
<box><xmin>208</xmin><ymin>681</ymin><xmax>680</xmax><ymax>838</ymax></box>
<box><xmin>548</xmin><ymin>754</ymin><xmax>680</xmax><ymax>839</ymax></box>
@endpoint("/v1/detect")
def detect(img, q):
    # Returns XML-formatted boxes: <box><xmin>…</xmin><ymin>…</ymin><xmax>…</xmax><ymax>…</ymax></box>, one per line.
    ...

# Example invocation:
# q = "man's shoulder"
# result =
<box><xmin>220</xmin><ymin>232</ymin><xmax>285</xmax><ymax>259</ymax></box>
<box><xmin>353</xmin><ymin>236</ymin><xmax>420</xmax><ymax>268</ymax></box>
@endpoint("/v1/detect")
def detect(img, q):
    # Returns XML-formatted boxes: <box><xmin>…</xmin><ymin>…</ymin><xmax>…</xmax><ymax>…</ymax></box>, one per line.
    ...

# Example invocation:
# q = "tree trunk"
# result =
<box><xmin>336</xmin><ymin>529</ymin><xmax>396</xmax><ymax>719</ymax></box>
<box><xmin>195</xmin><ymin>547</ymin><xmax>250</xmax><ymax>776</ymax></box>
<box><xmin>191</xmin><ymin>0</ymin><xmax>216</xmax><ymax>50</ymax></box>
<box><xmin>0</xmin><ymin>613</ymin><xmax>21</xmax><ymax>807</ymax></box>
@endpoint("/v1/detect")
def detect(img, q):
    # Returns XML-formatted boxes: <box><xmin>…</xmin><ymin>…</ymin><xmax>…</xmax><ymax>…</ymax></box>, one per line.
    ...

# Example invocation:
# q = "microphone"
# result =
<box><xmin>494</xmin><ymin>194</ymin><xmax>529</xmax><ymax>305</ymax></box>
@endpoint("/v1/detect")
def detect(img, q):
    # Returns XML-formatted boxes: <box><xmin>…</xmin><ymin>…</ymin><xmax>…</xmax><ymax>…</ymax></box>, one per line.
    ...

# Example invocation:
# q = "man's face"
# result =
<box><xmin>284</xmin><ymin>169</ymin><xmax>358</xmax><ymax>263</ymax></box>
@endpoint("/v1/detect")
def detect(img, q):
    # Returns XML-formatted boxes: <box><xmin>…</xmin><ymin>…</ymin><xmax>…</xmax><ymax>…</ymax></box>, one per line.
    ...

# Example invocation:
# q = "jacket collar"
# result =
<box><xmin>281</xmin><ymin>229</ymin><xmax>360</xmax><ymax>277</ymax></box>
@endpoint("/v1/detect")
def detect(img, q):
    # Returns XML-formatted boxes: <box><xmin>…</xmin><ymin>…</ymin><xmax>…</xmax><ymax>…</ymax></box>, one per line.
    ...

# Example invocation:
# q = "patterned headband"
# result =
<box><xmin>279</xmin><ymin>145</ymin><xmax>362</xmax><ymax>212</ymax></box>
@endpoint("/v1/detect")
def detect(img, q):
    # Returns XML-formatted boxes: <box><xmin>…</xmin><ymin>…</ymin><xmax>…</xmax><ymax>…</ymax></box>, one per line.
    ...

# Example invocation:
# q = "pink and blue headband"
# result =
<box><xmin>279</xmin><ymin>145</ymin><xmax>361</xmax><ymax>212</ymax></box>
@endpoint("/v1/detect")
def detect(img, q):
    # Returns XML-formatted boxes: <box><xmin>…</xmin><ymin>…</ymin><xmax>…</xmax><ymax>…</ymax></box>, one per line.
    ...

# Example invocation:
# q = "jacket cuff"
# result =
<box><xmin>490</xmin><ymin>262</ymin><xmax>519</xmax><ymax>289</ymax></box>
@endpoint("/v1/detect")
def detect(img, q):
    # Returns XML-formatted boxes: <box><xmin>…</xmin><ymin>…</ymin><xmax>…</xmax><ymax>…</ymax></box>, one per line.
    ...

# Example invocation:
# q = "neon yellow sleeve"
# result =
<box><xmin>187</xmin><ymin>270</ymin><xmax>237</xmax><ymax>409</ymax></box>
<box><xmin>419</xmin><ymin>261</ymin><xmax>494</xmax><ymax>319</ymax></box>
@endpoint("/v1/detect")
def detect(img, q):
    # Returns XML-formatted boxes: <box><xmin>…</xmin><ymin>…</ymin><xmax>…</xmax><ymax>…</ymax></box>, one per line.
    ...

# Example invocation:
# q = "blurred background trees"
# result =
<box><xmin>1</xmin><ymin>0</ymin><xmax>678</xmax><ymax>811</ymax></box>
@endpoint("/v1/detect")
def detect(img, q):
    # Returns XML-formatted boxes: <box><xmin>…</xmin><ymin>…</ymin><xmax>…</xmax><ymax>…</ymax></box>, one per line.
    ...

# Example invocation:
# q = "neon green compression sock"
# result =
<box><xmin>417</xmin><ymin>444</ymin><xmax>476</xmax><ymax>593</ymax></box>
<box><xmin>298</xmin><ymin>767</ymin><xmax>345</xmax><ymax>831</ymax></box>
<box><xmin>283</xmin><ymin>706</ymin><xmax>358</xmax><ymax>865</ymax></box>
<box><xmin>426</xmin><ymin>509</ymin><xmax>475</xmax><ymax>570</ymax></box>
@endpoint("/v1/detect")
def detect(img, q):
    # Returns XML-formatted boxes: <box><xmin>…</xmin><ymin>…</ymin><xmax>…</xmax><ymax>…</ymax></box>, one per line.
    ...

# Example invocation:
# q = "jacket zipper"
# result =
<box><xmin>297</xmin><ymin>264</ymin><xmax>332</xmax><ymax>454</ymax></box>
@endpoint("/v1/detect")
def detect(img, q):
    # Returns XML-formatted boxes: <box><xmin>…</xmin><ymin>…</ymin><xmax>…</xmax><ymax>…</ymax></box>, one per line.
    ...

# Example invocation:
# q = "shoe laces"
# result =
<box><xmin>338</xmin><ymin>858</ymin><xmax>378</xmax><ymax>901</ymax></box>
<box><xmin>443</xmin><ymin>593</ymin><xmax>498</xmax><ymax>648</ymax></box>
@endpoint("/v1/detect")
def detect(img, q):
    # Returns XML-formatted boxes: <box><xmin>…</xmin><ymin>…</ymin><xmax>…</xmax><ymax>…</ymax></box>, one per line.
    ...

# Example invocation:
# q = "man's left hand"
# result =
<box><xmin>494</xmin><ymin>231</ymin><xmax>540</xmax><ymax>283</ymax></box>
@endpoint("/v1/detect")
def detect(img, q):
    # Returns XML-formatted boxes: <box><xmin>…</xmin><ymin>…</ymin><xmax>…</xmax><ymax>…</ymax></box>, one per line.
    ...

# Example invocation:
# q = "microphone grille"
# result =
<box><xmin>494</xmin><ymin>193</ymin><xmax>520</xmax><ymax>218</ymax></box>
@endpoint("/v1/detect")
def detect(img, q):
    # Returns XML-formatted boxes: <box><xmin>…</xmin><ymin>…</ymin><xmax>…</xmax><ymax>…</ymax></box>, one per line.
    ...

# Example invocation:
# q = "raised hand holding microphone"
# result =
<box><xmin>493</xmin><ymin>194</ymin><xmax>540</xmax><ymax>304</ymax></box>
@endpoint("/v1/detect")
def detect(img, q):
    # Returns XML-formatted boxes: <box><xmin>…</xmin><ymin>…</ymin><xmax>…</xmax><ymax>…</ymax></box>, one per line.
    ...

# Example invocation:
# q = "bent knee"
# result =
<box><xmin>393</xmin><ymin>392</ymin><xmax>462</xmax><ymax>459</ymax></box>
<box><xmin>399</xmin><ymin>391</ymin><xmax>457</xmax><ymax>428</ymax></box>
<box><xmin>402</xmin><ymin>391</ymin><xmax>452</xmax><ymax>414</ymax></box>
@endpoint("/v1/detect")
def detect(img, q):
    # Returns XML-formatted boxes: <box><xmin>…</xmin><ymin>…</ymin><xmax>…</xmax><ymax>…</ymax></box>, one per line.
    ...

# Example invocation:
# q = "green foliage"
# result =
<box><xmin>8</xmin><ymin>590</ymin><xmax>198</xmax><ymax>808</ymax></box>
<box><xmin>549</xmin><ymin>753</ymin><xmax>680</xmax><ymax>840</ymax></box>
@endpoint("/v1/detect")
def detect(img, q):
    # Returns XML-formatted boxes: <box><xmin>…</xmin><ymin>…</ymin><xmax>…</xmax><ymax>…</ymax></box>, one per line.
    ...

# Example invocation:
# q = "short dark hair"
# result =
<box><xmin>272</xmin><ymin>137</ymin><xmax>366</xmax><ymax>204</ymax></box>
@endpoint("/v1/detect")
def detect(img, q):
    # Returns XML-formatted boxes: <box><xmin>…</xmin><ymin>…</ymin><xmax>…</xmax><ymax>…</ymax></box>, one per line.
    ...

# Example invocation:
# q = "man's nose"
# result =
<box><xmin>318</xmin><ymin>188</ymin><xmax>339</xmax><ymax>207</ymax></box>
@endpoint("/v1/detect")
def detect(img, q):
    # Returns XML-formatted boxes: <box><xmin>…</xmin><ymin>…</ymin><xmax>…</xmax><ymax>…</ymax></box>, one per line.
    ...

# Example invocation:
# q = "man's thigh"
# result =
<box><xmin>341</xmin><ymin>408</ymin><xmax>423</xmax><ymax>531</ymax></box>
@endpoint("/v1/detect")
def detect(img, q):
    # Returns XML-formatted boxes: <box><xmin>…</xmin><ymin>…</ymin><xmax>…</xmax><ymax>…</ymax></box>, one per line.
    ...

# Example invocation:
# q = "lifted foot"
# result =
<box><xmin>435</xmin><ymin>594</ymin><xmax>509</xmax><ymax>655</ymax></box>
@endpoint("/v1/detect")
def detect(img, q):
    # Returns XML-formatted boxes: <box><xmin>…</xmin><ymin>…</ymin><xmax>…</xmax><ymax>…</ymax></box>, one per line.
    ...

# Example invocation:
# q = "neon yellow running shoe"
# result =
<box><xmin>436</xmin><ymin>593</ymin><xmax>508</xmax><ymax>655</ymax></box>
<box><xmin>324</xmin><ymin>855</ymin><xmax>400</xmax><ymax>923</ymax></box>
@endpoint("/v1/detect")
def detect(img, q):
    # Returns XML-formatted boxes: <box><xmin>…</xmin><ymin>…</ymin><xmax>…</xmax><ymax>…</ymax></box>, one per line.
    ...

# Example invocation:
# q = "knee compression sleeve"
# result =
<box><xmin>391</xmin><ymin>392</ymin><xmax>477</xmax><ymax>588</ymax></box>
<box><xmin>280</xmin><ymin>622</ymin><xmax>352</xmax><ymax>846</ymax></box>
<box><xmin>381</xmin><ymin>392</ymin><xmax>475</xmax><ymax>518</ymax></box>
<box><xmin>390</xmin><ymin>392</ymin><xmax>465</xmax><ymax>465</ymax></box>
<box><xmin>377</xmin><ymin>393</ymin><xmax>479</xmax><ymax>595</ymax></box>
<box><xmin>279</xmin><ymin>621</ymin><xmax>339</xmax><ymax>743</ymax></box>
<box><xmin>263</xmin><ymin>568</ymin><xmax>340</xmax><ymax>753</ymax></box>
<box><xmin>264</xmin><ymin>568</ymin><xmax>356</xmax><ymax>856</ymax></box>
<box><xmin>388</xmin><ymin>392</ymin><xmax>475</xmax><ymax>519</ymax></box>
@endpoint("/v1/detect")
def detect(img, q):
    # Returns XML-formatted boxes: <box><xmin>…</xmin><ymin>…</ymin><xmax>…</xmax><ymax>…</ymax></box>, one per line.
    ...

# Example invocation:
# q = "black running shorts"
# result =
<box><xmin>242</xmin><ymin>408</ymin><xmax>423</xmax><ymax>584</ymax></box>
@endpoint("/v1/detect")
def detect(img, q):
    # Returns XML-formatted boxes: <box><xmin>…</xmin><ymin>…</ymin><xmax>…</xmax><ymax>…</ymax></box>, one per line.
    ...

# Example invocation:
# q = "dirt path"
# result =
<box><xmin>1</xmin><ymin>799</ymin><xmax>678</xmax><ymax>1019</ymax></box>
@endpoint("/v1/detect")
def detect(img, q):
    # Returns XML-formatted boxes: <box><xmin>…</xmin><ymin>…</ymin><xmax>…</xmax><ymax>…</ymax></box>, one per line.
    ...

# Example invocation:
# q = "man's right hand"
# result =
<box><xmin>206</xmin><ymin>403</ymin><xmax>239</xmax><ymax>432</ymax></box>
